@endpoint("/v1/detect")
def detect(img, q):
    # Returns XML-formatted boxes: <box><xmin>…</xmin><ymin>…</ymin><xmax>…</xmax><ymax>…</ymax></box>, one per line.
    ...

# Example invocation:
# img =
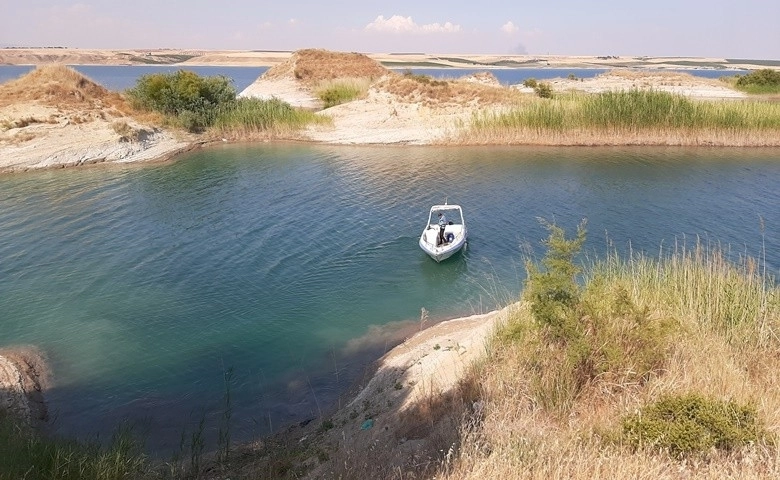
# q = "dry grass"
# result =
<box><xmin>433</xmin><ymin>245</ymin><xmax>780</xmax><ymax>480</ymax></box>
<box><xmin>261</xmin><ymin>49</ymin><xmax>388</xmax><ymax>85</ymax></box>
<box><xmin>0</xmin><ymin>65</ymin><xmax>130</xmax><ymax>114</ymax></box>
<box><xmin>379</xmin><ymin>73</ymin><xmax>525</xmax><ymax>108</ymax></box>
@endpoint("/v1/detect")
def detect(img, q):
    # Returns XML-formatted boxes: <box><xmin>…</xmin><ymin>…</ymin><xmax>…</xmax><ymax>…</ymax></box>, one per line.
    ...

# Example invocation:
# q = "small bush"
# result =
<box><xmin>111</xmin><ymin>121</ymin><xmax>138</xmax><ymax>142</ymax></box>
<box><xmin>523</xmin><ymin>78</ymin><xmax>538</xmax><ymax>88</ymax></box>
<box><xmin>620</xmin><ymin>393</ymin><xmax>765</xmax><ymax>458</ymax></box>
<box><xmin>534</xmin><ymin>82</ymin><xmax>554</xmax><ymax>98</ymax></box>
<box><xmin>736</xmin><ymin>69</ymin><xmax>780</xmax><ymax>87</ymax></box>
<box><xmin>733</xmin><ymin>69</ymin><xmax>780</xmax><ymax>94</ymax></box>
<box><xmin>523</xmin><ymin>218</ymin><xmax>587</xmax><ymax>341</ymax></box>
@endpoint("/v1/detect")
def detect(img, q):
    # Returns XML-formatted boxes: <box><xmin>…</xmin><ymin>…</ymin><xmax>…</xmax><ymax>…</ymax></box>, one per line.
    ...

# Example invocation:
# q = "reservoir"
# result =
<box><xmin>1</xmin><ymin>144</ymin><xmax>778</xmax><ymax>454</ymax></box>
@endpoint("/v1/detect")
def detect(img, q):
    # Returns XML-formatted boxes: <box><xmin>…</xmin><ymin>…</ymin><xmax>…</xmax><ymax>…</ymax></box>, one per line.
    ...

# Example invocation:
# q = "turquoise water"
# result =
<box><xmin>1</xmin><ymin>145</ymin><xmax>778</xmax><ymax>454</ymax></box>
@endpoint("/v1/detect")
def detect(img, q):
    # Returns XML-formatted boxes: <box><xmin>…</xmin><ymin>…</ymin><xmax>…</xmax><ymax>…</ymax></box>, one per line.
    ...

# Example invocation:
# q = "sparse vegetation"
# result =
<box><xmin>533</xmin><ymin>81</ymin><xmax>554</xmax><ymax>98</ymax></box>
<box><xmin>381</xmin><ymin>72</ymin><xmax>522</xmax><ymax>107</ymax></box>
<box><xmin>0</xmin><ymin>65</ymin><xmax>129</xmax><ymax>113</ymax></box>
<box><xmin>620</xmin><ymin>393</ymin><xmax>765</xmax><ymax>458</ymax></box>
<box><xmin>263</xmin><ymin>49</ymin><xmax>387</xmax><ymax>86</ymax></box>
<box><xmin>111</xmin><ymin>121</ymin><xmax>140</xmax><ymax>142</ymax></box>
<box><xmin>314</xmin><ymin>77</ymin><xmax>371</xmax><ymax>108</ymax></box>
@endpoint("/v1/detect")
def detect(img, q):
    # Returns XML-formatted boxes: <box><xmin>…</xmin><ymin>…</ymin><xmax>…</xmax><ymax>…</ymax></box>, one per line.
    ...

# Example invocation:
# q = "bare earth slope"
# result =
<box><xmin>0</xmin><ymin>65</ymin><xmax>192</xmax><ymax>173</ymax></box>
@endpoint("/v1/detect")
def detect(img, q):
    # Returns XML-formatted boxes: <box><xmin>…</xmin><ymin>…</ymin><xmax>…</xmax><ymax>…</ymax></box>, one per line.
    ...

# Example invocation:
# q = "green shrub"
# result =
<box><xmin>126</xmin><ymin>70</ymin><xmax>236</xmax><ymax>132</ymax></box>
<box><xmin>736</xmin><ymin>69</ymin><xmax>780</xmax><ymax>86</ymax></box>
<box><xmin>519</xmin><ymin>220</ymin><xmax>674</xmax><ymax>413</ymax></box>
<box><xmin>523</xmin><ymin>218</ymin><xmax>587</xmax><ymax>341</ymax></box>
<box><xmin>534</xmin><ymin>82</ymin><xmax>554</xmax><ymax>98</ymax></box>
<box><xmin>620</xmin><ymin>393</ymin><xmax>765</xmax><ymax>458</ymax></box>
<box><xmin>523</xmin><ymin>78</ymin><xmax>538</xmax><ymax>88</ymax></box>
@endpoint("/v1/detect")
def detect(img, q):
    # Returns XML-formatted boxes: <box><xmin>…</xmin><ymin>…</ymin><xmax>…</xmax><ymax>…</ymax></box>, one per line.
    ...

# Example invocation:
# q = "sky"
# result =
<box><xmin>2</xmin><ymin>0</ymin><xmax>779</xmax><ymax>59</ymax></box>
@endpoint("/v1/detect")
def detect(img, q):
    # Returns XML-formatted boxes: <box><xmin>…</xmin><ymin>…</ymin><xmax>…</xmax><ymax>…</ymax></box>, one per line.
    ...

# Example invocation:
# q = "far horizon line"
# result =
<box><xmin>2</xmin><ymin>45</ymin><xmax>779</xmax><ymax>61</ymax></box>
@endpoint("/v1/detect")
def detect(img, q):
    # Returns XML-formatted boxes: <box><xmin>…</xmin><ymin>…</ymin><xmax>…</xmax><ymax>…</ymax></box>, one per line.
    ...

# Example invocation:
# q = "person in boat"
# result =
<box><xmin>437</xmin><ymin>213</ymin><xmax>448</xmax><ymax>246</ymax></box>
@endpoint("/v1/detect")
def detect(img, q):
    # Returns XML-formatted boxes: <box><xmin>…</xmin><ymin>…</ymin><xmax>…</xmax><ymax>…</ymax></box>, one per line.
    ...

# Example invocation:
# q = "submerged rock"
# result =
<box><xmin>0</xmin><ymin>346</ymin><xmax>49</xmax><ymax>425</ymax></box>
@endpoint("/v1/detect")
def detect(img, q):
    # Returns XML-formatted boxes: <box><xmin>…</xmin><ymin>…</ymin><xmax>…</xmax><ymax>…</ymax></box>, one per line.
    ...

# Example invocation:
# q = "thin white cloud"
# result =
<box><xmin>365</xmin><ymin>15</ymin><xmax>461</xmax><ymax>34</ymax></box>
<box><xmin>501</xmin><ymin>21</ymin><xmax>519</xmax><ymax>34</ymax></box>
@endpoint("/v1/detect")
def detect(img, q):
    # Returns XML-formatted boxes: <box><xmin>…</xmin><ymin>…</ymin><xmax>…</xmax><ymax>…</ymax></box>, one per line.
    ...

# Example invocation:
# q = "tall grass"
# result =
<box><xmin>0</xmin><ymin>414</ymin><xmax>149</xmax><ymax>480</ymax></box>
<box><xmin>464</xmin><ymin>89</ymin><xmax>780</xmax><ymax>145</ymax></box>
<box><xmin>314</xmin><ymin>77</ymin><xmax>372</xmax><ymax>108</ymax></box>
<box><xmin>434</xmin><ymin>234</ymin><xmax>780</xmax><ymax>479</ymax></box>
<box><xmin>588</xmin><ymin>240</ymin><xmax>775</xmax><ymax>338</ymax></box>
<box><xmin>211</xmin><ymin>97</ymin><xmax>330</xmax><ymax>138</ymax></box>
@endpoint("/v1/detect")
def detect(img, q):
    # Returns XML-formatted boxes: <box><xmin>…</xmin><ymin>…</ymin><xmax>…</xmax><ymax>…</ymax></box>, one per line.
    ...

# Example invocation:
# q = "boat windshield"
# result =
<box><xmin>429</xmin><ymin>207</ymin><xmax>464</xmax><ymax>225</ymax></box>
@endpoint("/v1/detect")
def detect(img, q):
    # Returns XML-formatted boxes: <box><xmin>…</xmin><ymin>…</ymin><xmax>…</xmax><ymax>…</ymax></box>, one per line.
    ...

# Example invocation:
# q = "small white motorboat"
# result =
<box><xmin>419</xmin><ymin>203</ymin><xmax>468</xmax><ymax>262</ymax></box>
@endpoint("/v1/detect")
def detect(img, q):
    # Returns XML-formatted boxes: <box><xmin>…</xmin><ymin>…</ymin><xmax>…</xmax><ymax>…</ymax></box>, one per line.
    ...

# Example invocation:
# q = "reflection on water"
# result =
<box><xmin>0</xmin><ymin>144</ymin><xmax>778</xmax><ymax>454</ymax></box>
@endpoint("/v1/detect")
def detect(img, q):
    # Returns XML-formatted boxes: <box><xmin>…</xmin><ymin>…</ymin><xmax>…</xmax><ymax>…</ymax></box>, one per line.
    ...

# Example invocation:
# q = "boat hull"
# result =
<box><xmin>419</xmin><ymin>226</ymin><xmax>467</xmax><ymax>262</ymax></box>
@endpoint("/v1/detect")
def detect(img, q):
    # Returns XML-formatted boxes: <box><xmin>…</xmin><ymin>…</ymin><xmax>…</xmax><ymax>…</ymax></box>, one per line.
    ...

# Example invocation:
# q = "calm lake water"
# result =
<box><xmin>1</xmin><ymin>145</ymin><xmax>778</xmax><ymax>454</ymax></box>
<box><xmin>0</xmin><ymin>65</ymin><xmax>748</xmax><ymax>91</ymax></box>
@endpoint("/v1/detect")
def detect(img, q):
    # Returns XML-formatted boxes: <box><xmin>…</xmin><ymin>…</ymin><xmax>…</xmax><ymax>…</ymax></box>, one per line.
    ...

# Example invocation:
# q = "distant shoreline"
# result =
<box><xmin>2</xmin><ymin>47</ymin><xmax>778</xmax><ymax>71</ymax></box>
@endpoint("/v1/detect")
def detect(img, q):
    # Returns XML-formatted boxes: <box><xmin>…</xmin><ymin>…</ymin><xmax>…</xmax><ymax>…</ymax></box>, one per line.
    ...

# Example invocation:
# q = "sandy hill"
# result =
<box><xmin>0</xmin><ymin>65</ymin><xmax>190</xmax><ymax>173</ymax></box>
<box><xmin>0</xmin><ymin>64</ymin><xmax>130</xmax><ymax>114</ymax></box>
<box><xmin>261</xmin><ymin>48</ymin><xmax>389</xmax><ymax>84</ymax></box>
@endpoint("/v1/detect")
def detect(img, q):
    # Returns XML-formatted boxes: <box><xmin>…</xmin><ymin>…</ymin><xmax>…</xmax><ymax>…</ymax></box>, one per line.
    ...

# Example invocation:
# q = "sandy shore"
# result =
<box><xmin>0</xmin><ymin>104</ymin><xmax>194</xmax><ymax>173</ymax></box>
<box><xmin>1</xmin><ymin>47</ymin><xmax>771</xmax><ymax>71</ymax></box>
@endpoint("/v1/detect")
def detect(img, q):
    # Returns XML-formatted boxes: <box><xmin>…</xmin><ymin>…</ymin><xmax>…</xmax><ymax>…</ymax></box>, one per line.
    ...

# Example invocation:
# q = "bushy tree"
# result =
<box><xmin>735</xmin><ymin>68</ymin><xmax>780</xmax><ymax>87</ymax></box>
<box><xmin>126</xmin><ymin>70</ymin><xmax>236</xmax><ymax>132</ymax></box>
<box><xmin>523</xmin><ymin>218</ymin><xmax>587</xmax><ymax>340</ymax></box>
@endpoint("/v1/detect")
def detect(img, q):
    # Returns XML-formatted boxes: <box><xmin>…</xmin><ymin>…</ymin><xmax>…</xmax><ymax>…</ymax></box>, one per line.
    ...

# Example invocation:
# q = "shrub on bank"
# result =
<box><xmin>733</xmin><ymin>68</ymin><xmax>780</xmax><ymax>94</ymax></box>
<box><xmin>126</xmin><ymin>70</ymin><xmax>328</xmax><ymax>136</ymax></box>
<box><xmin>620</xmin><ymin>393</ymin><xmax>765</xmax><ymax>458</ymax></box>
<box><xmin>126</xmin><ymin>70</ymin><xmax>236</xmax><ymax>132</ymax></box>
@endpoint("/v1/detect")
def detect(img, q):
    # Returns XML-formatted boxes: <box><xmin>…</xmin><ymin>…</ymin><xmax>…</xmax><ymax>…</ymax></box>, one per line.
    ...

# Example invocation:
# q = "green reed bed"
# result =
<box><xmin>211</xmin><ymin>97</ymin><xmax>330</xmax><ymax>137</ymax></box>
<box><xmin>468</xmin><ymin>90</ymin><xmax>780</xmax><ymax>143</ymax></box>
<box><xmin>586</xmin><ymin>240</ymin><xmax>778</xmax><ymax>338</ymax></box>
